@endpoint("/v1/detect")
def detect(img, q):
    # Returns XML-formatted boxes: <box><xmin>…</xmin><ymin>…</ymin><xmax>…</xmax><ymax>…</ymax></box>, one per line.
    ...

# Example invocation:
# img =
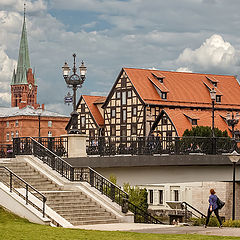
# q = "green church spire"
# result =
<box><xmin>11</xmin><ymin>4</ymin><xmax>31</xmax><ymax>85</ymax></box>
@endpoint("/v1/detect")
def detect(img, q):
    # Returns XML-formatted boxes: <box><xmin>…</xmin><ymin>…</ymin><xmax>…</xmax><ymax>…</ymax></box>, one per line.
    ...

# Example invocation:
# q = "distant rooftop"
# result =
<box><xmin>0</xmin><ymin>106</ymin><xmax>69</xmax><ymax>118</ymax></box>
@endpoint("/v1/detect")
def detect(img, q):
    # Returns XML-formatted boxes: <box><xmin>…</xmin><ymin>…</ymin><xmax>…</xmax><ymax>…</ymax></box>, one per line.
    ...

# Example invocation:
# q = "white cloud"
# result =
<box><xmin>0</xmin><ymin>0</ymin><xmax>46</xmax><ymax>13</ymax></box>
<box><xmin>0</xmin><ymin>46</ymin><xmax>16</xmax><ymax>105</ymax></box>
<box><xmin>176</xmin><ymin>34</ymin><xmax>239</xmax><ymax>73</ymax></box>
<box><xmin>176</xmin><ymin>67</ymin><xmax>192</xmax><ymax>73</ymax></box>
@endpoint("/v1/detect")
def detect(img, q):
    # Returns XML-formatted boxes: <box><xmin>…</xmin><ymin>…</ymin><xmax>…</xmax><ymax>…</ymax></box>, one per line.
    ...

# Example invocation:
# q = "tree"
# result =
<box><xmin>123</xmin><ymin>183</ymin><xmax>148</xmax><ymax>212</ymax></box>
<box><xmin>183</xmin><ymin>126</ymin><xmax>228</xmax><ymax>137</ymax></box>
<box><xmin>182</xmin><ymin>126</ymin><xmax>232</xmax><ymax>154</ymax></box>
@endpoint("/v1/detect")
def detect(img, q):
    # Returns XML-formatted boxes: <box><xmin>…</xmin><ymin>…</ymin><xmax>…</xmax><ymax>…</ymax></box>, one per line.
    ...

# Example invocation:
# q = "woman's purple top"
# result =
<box><xmin>209</xmin><ymin>194</ymin><xmax>218</xmax><ymax>210</ymax></box>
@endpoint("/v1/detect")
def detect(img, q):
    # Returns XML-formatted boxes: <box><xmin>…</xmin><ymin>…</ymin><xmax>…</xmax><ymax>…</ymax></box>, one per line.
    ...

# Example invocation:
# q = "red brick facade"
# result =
<box><xmin>0</xmin><ymin>114</ymin><xmax>69</xmax><ymax>145</ymax></box>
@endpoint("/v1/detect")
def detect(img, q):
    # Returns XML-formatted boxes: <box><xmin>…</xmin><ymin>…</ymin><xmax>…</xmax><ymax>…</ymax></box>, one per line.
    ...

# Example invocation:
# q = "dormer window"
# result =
<box><xmin>192</xmin><ymin>119</ymin><xmax>198</xmax><ymax>125</ymax></box>
<box><xmin>152</xmin><ymin>72</ymin><xmax>165</xmax><ymax>83</ymax></box>
<box><xmin>213</xmin><ymin>82</ymin><xmax>217</xmax><ymax>87</ymax></box>
<box><xmin>162</xmin><ymin>92</ymin><xmax>167</xmax><ymax>99</ymax></box>
<box><xmin>216</xmin><ymin>95</ymin><xmax>221</xmax><ymax>103</ymax></box>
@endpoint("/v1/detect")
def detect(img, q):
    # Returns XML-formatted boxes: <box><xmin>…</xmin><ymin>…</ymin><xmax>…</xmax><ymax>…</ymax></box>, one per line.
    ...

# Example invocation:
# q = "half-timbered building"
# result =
<box><xmin>102</xmin><ymin>68</ymin><xmax>240</xmax><ymax>141</ymax></box>
<box><xmin>69</xmin><ymin>68</ymin><xmax>240</xmax><ymax>151</ymax></box>
<box><xmin>66</xmin><ymin>95</ymin><xmax>106</xmax><ymax>144</ymax></box>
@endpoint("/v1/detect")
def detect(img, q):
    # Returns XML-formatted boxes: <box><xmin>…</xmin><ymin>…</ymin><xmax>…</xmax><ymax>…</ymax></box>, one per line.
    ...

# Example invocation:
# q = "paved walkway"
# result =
<box><xmin>73</xmin><ymin>223</ymin><xmax>240</xmax><ymax>237</ymax></box>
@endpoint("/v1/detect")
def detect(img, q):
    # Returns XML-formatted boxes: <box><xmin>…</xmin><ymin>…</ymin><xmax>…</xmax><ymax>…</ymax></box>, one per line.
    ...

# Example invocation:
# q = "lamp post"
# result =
<box><xmin>38</xmin><ymin>113</ymin><xmax>41</xmax><ymax>138</ymax></box>
<box><xmin>62</xmin><ymin>53</ymin><xmax>87</xmax><ymax>134</ymax></box>
<box><xmin>226</xmin><ymin>112</ymin><xmax>239</xmax><ymax>139</ymax></box>
<box><xmin>210</xmin><ymin>88</ymin><xmax>216</xmax><ymax>154</ymax></box>
<box><xmin>228</xmin><ymin>150</ymin><xmax>240</xmax><ymax>220</ymax></box>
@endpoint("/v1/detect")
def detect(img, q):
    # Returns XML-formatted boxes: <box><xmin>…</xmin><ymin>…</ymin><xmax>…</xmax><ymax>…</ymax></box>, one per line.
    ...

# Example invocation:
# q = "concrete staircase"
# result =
<box><xmin>1</xmin><ymin>159</ymin><xmax>120</xmax><ymax>225</ymax></box>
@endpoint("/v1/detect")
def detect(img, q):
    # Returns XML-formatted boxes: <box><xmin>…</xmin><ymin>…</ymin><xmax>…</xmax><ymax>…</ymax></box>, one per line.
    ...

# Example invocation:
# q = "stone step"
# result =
<box><xmin>64</xmin><ymin>215</ymin><xmax>113</xmax><ymax>222</ymax></box>
<box><xmin>71</xmin><ymin>219</ymin><xmax>120</xmax><ymax>226</ymax></box>
<box><xmin>47</xmin><ymin>201</ymin><xmax>95</xmax><ymax>207</ymax></box>
<box><xmin>48</xmin><ymin>204</ymin><xmax>99</xmax><ymax>211</ymax></box>
<box><xmin>46</xmin><ymin>197</ymin><xmax>88</xmax><ymax>203</ymax></box>
<box><xmin>55</xmin><ymin>208</ymin><xmax>107</xmax><ymax>215</ymax></box>
<box><xmin>44</xmin><ymin>192</ymin><xmax>85</xmax><ymax>197</ymax></box>
<box><xmin>60</xmin><ymin>211</ymin><xmax>112</xmax><ymax>218</ymax></box>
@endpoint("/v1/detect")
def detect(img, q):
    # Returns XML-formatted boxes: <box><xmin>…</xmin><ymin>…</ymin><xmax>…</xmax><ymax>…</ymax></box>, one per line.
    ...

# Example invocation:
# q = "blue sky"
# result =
<box><xmin>1</xmin><ymin>0</ymin><xmax>240</xmax><ymax>114</ymax></box>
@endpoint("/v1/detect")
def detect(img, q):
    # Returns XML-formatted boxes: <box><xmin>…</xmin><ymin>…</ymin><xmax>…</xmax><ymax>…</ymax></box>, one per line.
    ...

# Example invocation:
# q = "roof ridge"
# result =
<box><xmin>123</xmin><ymin>67</ymin><xmax>235</xmax><ymax>77</ymax></box>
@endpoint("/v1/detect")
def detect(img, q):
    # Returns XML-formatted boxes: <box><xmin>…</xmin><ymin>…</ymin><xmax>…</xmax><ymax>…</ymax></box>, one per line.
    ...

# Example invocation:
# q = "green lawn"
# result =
<box><xmin>0</xmin><ymin>207</ymin><xmax>239</xmax><ymax>240</ymax></box>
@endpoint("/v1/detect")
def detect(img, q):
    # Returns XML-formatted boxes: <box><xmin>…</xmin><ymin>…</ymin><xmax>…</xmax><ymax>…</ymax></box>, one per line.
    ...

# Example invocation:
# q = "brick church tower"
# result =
<box><xmin>11</xmin><ymin>8</ymin><xmax>40</xmax><ymax>109</ymax></box>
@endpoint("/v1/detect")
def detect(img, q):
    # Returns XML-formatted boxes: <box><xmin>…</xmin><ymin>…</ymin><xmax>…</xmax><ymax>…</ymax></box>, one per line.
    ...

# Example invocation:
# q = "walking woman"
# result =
<box><xmin>205</xmin><ymin>189</ymin><xmax>222</xmax><ymax>228</ymax></box>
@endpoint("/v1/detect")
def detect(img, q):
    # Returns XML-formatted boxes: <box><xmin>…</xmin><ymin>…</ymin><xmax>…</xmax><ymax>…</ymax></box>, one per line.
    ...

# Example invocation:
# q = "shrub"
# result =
<box><xmin>223</xmin><ymin>220</ymin><xmax>240</xmax><ymax>228</ymax></box>
<box><xmin>191</xmin><ymin>217</ymin><xmax>221</xmax><ymax>227</ymax></box>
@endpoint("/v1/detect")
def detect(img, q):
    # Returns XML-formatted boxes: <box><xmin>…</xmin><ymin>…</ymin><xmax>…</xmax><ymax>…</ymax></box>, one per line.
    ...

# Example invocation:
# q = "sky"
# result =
<box><xmin>1</xmin><ymin>0</ymin><xmax>240</xmax><ymax>115</ymax></box>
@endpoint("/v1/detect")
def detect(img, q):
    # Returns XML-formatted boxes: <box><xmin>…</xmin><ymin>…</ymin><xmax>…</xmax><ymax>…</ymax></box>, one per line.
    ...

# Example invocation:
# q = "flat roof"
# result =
<box><xmin>65</xmin><ymin>154</ymin><xmax>236</xmax><ymax>168</ymax></box>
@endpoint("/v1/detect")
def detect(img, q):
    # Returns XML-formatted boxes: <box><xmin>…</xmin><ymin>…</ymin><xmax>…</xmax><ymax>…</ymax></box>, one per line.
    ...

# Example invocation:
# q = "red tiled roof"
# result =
<box><xmin>164</xmin><ymin>108</ymin><xmax>240</xmax><ymax>136</ymax></box>
<box><xmin>124</xmin><ymin>68</ymin><xmax>240</xmax><ymax>109</ymax></box>
<box><xmin>82</xmin><ymin>95</ymin><xmax>105</xmax><ymax>127</ymax></box>
<box><xmin>148</xmin><ymin>76</ymin><xmax>169</xmax><ymax>93</ymax></box>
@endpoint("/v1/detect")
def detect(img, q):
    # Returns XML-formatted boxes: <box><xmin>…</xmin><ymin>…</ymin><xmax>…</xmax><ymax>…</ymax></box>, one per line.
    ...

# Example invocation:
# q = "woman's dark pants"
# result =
<box><xmin>205</xmin><ymin>208</ymin><xmax>222</xmax><ymax>226</ymax></box>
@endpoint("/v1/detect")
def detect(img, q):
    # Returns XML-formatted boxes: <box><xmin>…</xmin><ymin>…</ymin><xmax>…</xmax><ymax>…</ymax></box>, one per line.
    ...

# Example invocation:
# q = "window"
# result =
<box><xmin>81</xmin><ymin>104</ymin><xmax>85</xmax><ymax>112</ymax></box>
<box><xmin>11</xmin><ymin>132</ymin><xmax>14</xmax><ymax>141</ymax></box>
<box><xmin>6</xmin><ymin>121</ymin><xmax>9</xmax><ymax>128</ymax></box>
<box><xmin>174</xmin><ymin>190</ymin><xmax>179</xmax><ymax>201</ymax></box>
<box><xmin>48</xmin><ymin>121</ymin><xmax>52</xmax><ymax>127</ymax></box>
<box><xmin>162</xmin><ymin>117</ymin><xmax>167</xmax><ymax>125</ymax></box>
<box><xmin>149</xmin><ymin>190</ymin><xmax>153</xmax><ymax>204</ymax></box>
<box><xmin>16</xmin><ymin>131</ymin><xmax>19</xmax><ymax>138</ymax></box>
<box><xmin>122</xmin><ymin>109</ymin><xmax>127</xmax><ymax>123</ymax></box>
<box><xmin>111</xmin><ymin>108</ymin><xmax>116</xmax><ymax>118</ymax></box>
<box><xmin>81</xmin><ymin>116</ymin><xmax>86</xmax><ymax>128</ymax></box>
<box><xmin>121</xmin><ymin>78</ymin><xmax>127</xmax><ymax>88</ymax></box>
<box><xmin>127</xmin><ymin>90</ymin><xmax>132</xmax><ymax>98</ymax></box>
<box><xmin>122</xmin><ymin>91</ymin><xmax>127</xmax><ymax>105</ymax></box>
<box><xmin>192</xmin><ymin>119</ymin><xmax>197</xmax><ymax>125</ymax></box>
<box><xmin>216</xmin><ymin>95</ymin><xmax>221</xmax><ymax>103</ymax></box>
<box><xmin>132</xmin><ymin>106</ymin><xmax>137</xmax><ymax>116</ymax></box>
<box><xmin>116</xmin><ymin>91</ymin><xmax>121</xmax><ymax>99</ymax></box>
<box><xmin>162</xmin><ymin>92</ymin><xmax>167</xmax><ymax>99</ymax></box>
<box><xmin>6</xmin><ymin>132</ymin><xmax>9</xmax><ymax>142</ymax></box>
<box><xmin>132</xmin><ymin>123</ymin><xmax>137</xmax><ymax>135</ymax></box>
<box><xmin>15</xmin><ymin>120</ymin><xmax>19</xmax><ymax>127</ymax></box>
<box><xmin>89</xmin><ymin>129</ymin><xmax>95</xmax><ymax>139</ymax></box>
<box><xmin>111</xmin><ymin>126</ymin><xmax>116</xmax><ymax>136</ymax></box>
<box><xmin>159</xmin><ymin>190</ymin><xmax>163</xmax><ymax>204</ymax></box>
<box><xmin>48</xmin><ymin>131</ymin><xmax>52</xmax><ymax>137</ymax></box>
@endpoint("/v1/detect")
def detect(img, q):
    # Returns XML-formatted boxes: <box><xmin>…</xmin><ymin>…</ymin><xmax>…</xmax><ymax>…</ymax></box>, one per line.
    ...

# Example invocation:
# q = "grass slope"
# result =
<box><xmin>0</xmin><ymin>207</ymin><xmax>239</xmax><ymax>240</ymax></box>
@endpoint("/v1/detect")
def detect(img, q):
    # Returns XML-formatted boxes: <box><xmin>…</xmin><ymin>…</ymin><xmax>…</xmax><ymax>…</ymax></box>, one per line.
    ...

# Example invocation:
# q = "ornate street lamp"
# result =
<box><xmin>210</xmin><ymin>88</ymin><xmax>216</xmax><ymax>154</ymax></box>
<box><xmin>62</xmin><ymin>54</ymin><xmax>87</xmax><ymax>134</ymax></box>
<box><xmin>226</xmin><ymin>112</ymin><xmax>239</xmax><ymax>139</ymax></box>
<box><xmin>228</xmin><ymin>150</ymin><xmax>240</xmax><ymax>220</ymax></box>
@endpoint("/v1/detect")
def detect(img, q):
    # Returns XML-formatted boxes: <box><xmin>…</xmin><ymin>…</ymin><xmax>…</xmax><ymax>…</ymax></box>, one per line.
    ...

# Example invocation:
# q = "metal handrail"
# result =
<box><xmin>182</xmin><ymin>201</ymin><xmax>206</xmax><ymax>219</ymax></box>
<box><xmin>0</xmin><ymin>166</ymin><xmax>46</xmax><ymax>217</ymax></box>
<box><xmin>19</xmin><ymin>137</ymin><xmax>129</xmax><ymax>207</ymax></box>
<box><xmin>127</xmin><ymin>200</ymin><xmax>164</xmax><ymax>224</ymax></box>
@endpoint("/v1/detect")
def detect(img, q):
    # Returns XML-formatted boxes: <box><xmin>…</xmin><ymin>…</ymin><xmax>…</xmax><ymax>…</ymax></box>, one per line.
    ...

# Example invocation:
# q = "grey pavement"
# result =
<box><xmin>72</xmin><ymin>223</ymin><xmax>240</xmax><ymax>237</ymax></box>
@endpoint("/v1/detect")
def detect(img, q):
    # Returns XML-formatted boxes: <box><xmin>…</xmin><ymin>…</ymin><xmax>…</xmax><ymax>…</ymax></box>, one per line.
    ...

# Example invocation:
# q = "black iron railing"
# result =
<box><xmin>0</xmin><ymin>166</ymin><xmax>46</xmax><ymax>217</ymax></box>
<box><xmin>181</xmin><ymin>201</ymin><xmax>206</xmax><ymax>221</ymax></box>
<box><xmin>0</xmin><ymin>144</ymin><xmax>14</xmax><ymax>158</ymax></box>
<box><xmin>127</xmin><ymin>200</ymin><xmax>163</xmax><ymax>224</ymax></box>
<box><xmin>87</xmin><ymin>136</ymin><xmax>238</xmax><ymax>156</ymax></box>
<box><xmin>12</xmin><ymin>137</ymin><xmax>68</xmax><ymax>158</ymax></box>
<box><xmin>13</xmin><ymin>137</ymin><xmax>128</xmax><ymax>207</ymax></box>
<box><xmin>12</xmin><ymin>137</ymin><xmax>162</xmax><ymax>223</ymax></box>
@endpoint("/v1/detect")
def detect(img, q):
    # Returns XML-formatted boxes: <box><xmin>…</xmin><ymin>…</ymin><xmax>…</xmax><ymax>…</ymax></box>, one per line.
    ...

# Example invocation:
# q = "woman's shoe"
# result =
<box><xmin>219</xmin><ymin>225</ymin><xmax>223</xmax><ymax>228</ymax></box>
<box><xmin>204</xmin><ymin>225</ymin><xmax>207</xmax><ymax>228</ymax></box>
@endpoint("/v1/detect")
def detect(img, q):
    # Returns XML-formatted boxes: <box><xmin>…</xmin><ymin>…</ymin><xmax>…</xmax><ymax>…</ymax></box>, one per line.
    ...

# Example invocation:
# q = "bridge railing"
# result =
<box><xmin>86</xmin><ymin>136</ymin><xmax>238</xmax><ymax>156</ymax></box>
